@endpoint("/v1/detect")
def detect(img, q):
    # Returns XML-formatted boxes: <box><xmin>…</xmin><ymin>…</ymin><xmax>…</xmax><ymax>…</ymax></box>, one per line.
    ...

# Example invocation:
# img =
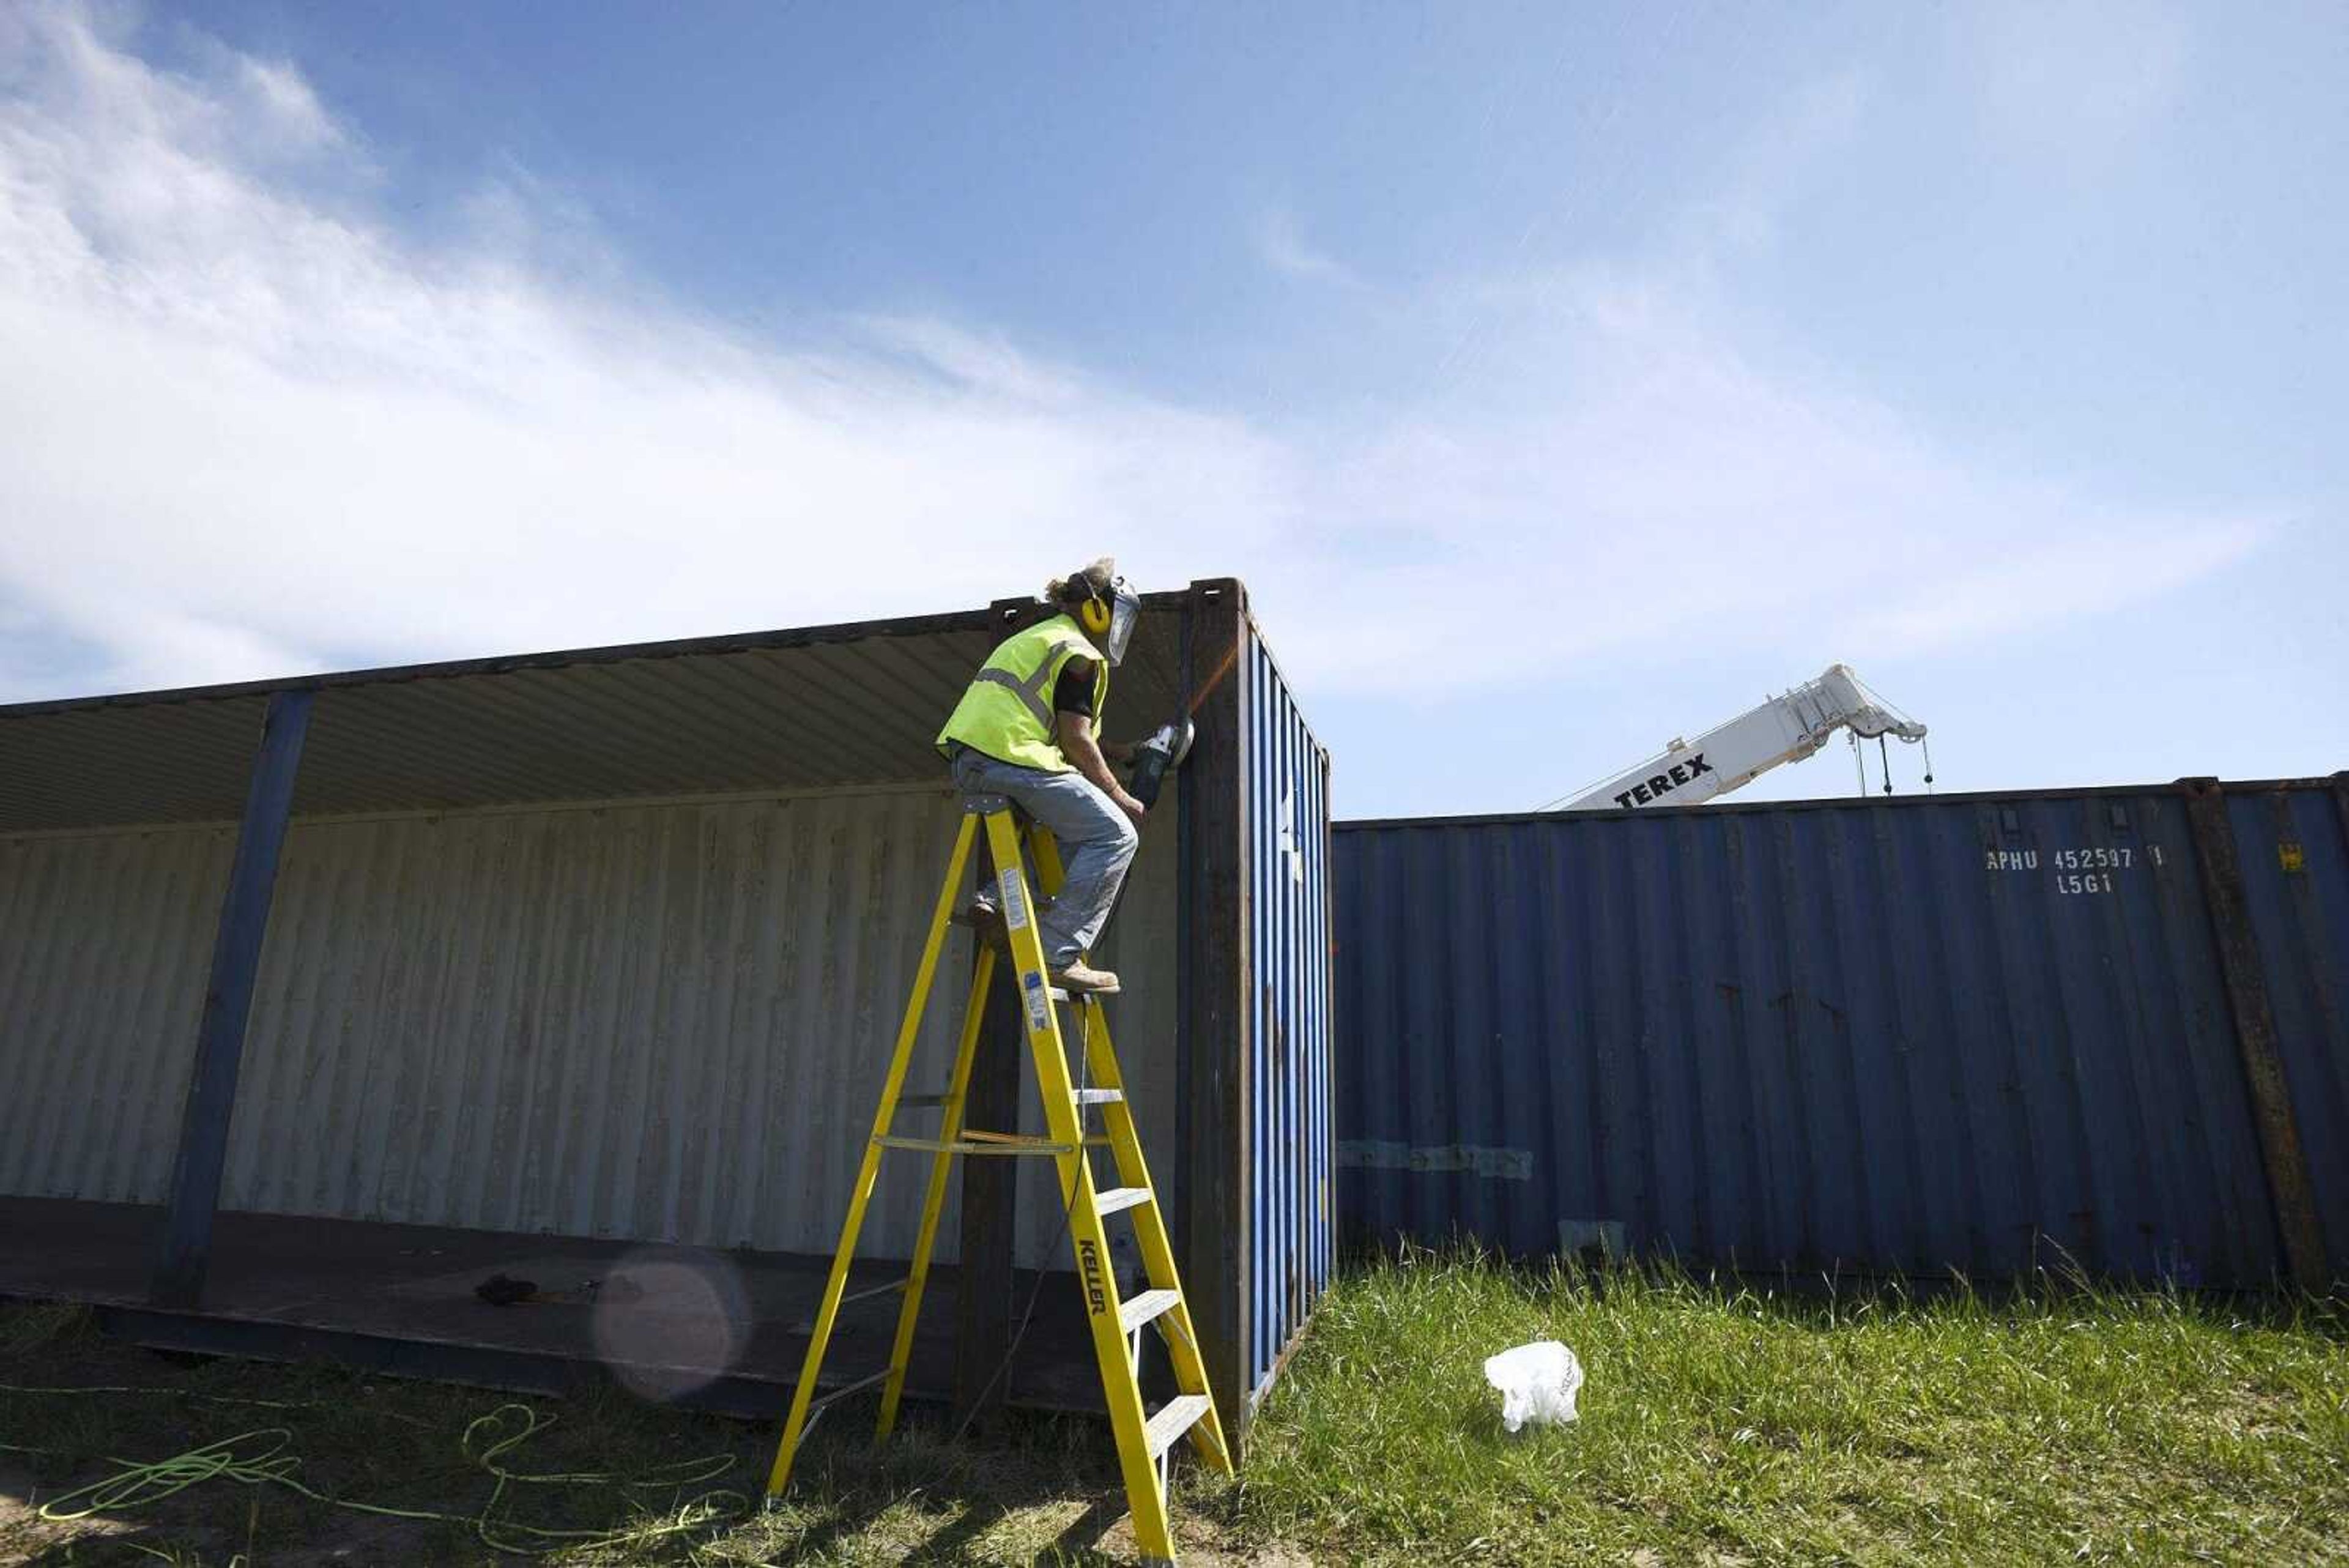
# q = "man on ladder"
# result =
<box><xmin>937</xmin><ymin>557</ymin><xmax>1151</xmax><ymax>995</ymax></box>
<box><xmin>766</xmin><ymin>557</ymin><xmax>1231</xmax><ymax>1566</ymax></box>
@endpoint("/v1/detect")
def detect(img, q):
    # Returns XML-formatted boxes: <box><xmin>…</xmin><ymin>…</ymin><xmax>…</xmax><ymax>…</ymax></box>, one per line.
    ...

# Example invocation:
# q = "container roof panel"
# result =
<box><xmin>0</xmin><ymin>599</ymin><xmax>1195</xmax><ymax>831</ymax></box>
<box><xmin>0</xmin><ymin>697</ymin><xmax>270</xmax><ymax>831</ymax></box>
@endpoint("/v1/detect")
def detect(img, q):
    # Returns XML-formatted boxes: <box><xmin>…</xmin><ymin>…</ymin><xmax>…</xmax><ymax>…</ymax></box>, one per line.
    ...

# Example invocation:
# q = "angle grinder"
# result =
<box><xmin>1126</xmin><ymin>716</ymin><xmax>1194</xmax><ymax>809</ymax></box>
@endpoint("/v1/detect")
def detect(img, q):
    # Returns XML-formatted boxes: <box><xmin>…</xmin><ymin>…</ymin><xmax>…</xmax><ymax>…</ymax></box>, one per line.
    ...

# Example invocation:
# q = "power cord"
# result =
<box><xmin>0</xmin><ymin>1387</ymin><xmax>745</xmax><ymax>1556</ymax></box>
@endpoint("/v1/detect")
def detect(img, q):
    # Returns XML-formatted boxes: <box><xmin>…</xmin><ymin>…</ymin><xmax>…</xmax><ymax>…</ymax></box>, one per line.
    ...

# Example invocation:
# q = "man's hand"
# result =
<box><xmin>1057</xmin><ymin>712</ymin><xmax>1148</xmax><ymax>830</ymax></box>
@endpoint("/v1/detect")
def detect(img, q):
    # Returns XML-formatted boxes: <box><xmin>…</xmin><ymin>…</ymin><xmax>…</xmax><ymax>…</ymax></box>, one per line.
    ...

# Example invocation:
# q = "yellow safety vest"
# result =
<box><xmin>935</xmin><ymin>614</ymin><xmax>1110</xmax><ymax>773</ymax></box>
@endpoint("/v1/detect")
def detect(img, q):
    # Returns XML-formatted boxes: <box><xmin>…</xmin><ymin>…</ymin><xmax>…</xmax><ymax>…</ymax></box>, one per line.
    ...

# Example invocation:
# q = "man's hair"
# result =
<box><xmin>1045</xmin><ymin>557</ymin><xmax>1116</xmax><ymax>606</ymax></box>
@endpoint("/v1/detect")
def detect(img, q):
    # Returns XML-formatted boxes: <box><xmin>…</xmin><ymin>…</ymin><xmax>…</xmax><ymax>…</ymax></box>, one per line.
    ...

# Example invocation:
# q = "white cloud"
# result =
<box><xmin>0</xmin><ymin>3</ymin><xmax>1296</xmax><ymax>696</ymax></box>
<box><xmin>1249</xmin><ymin>264</ymin><xmax>2274</xmax><ymax>684</ymax></box>
<box><xmin>1842</xmin><ymin>518</ymin><xmax>2264</xmax><ymax>652</ymax></box>
<box><xmin>856</xmin><ymin>314</ymin><xmax>1088</xmax><ymax>408</ymax></box>
<box><xmin>231</xmin><ymin>56</ymin><xmax>344</xmax><ymax>154</ymax></box>
<box><xmin>0</xmin><ymin>4</ymin><xmax>2266</xmax><ymax>712</ymax></box>
<box><xmin>1256</xmin><ymin>207</ymin><xmax>1361</xmax><ymax>287</ymax></box>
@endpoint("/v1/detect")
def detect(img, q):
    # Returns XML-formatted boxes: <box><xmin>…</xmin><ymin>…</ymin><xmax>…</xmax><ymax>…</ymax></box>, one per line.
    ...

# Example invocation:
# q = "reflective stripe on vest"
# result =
<box><xmin>934</xmin><ymin>615</ymin><xmax>1110</xmax><ymax>773</ymax></box>
<box><xmin>970</xmin><ymin>639</ymin><xmax>1089</xmax><ymax>730</ymax></box>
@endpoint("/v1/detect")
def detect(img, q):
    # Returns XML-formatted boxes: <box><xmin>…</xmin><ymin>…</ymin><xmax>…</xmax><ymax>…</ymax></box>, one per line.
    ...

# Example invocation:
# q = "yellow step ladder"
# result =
<box><xmin>765</xmin><ymin>792</ymin><xmax>1233</xmax><ymax>1566</ymax></box>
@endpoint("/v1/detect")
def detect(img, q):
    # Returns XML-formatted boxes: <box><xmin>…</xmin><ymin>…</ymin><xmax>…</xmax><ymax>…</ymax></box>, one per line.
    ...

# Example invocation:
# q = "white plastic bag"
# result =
<box><xmin>1482</xmin><ymin>1340</ymin><xmax>1584</xmax><ymax>1432</ymax></box>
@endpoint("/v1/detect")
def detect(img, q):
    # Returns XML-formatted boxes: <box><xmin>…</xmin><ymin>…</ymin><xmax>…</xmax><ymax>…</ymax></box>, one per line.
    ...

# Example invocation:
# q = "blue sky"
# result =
<box><xmin>1</xmin><ymin>1</ymin><xmax>2340</xmax><ymax>816</ymax></box>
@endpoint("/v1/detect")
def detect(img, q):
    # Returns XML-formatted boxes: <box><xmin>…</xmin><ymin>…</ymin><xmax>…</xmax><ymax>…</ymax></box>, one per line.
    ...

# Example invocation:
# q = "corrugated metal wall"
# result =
<box><xmin>1334</xmin><ymin>785</ymin><xmax>2345</xmax><ymax>1287</ymax></box>
<box><xmin>0</xmin><ymin>826</ymin><xmax>232</xmax><ymax>1202</ymax></box>
<box><xmin>1</xmin><ymin>588</ymin><xmax>1272</xmax><ymax>1422</ymax></box>
<box><xmin>1244</xmin><ymin>630</ymin><xmax>1334</xmax><ymax>1400</ymax></box>
<box><xmin>1</xmin><ymin>789</ymin><xmax>1174</xmax><ymax>1269</ymax></box>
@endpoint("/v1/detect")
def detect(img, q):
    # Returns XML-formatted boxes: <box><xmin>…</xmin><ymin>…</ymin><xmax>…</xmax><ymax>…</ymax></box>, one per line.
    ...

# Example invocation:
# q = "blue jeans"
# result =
<box><xmin>949</xmin><ymin>749</ymin><xmax>1139</xmax><ymax>966</ymax></box>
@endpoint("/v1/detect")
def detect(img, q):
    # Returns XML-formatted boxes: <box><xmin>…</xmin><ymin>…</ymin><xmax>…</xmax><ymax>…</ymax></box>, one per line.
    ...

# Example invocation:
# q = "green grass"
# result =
<box><xmin>1240</xmin><ymin>1248</ymin><xmax>2349</xmax><ymax>1566</ymax></box>
<box><xmin>2</xmin><ymin>1255</ymin><xmax>2345</xmax><ymax>1565</ymax></box>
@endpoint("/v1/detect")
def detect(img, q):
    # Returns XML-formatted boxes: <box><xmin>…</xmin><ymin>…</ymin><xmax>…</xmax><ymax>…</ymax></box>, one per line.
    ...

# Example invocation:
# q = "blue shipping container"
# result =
<box><xmin>1335</xmin><ymin>778</ymin><xmax>2347</xmax><ymax>1290</ymax></box>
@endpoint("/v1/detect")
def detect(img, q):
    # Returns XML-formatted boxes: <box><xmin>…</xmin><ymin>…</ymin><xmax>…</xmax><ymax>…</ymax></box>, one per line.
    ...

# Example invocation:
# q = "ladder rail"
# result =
<box><xmin>1030</xmin><ymin>834</ymin><xmax>1234</xmax><ymax>1479</ymax></box>
<box><xmin>764</xmin><ymin>811</ymin><xmax>978</xmax><ymax>1496</ymax></box>
<box><xmin>989</xmin><ymin>810</ymin><xmax>1201</xmax><ymax>1562</ymax></box>
<box><xmin>1082</xmin><ymin>960</ymin><xmax>1233</xmax><ymax>1474</ymax></box>
<box><xmin>875</xmin><ymin>942</ymin><xmax>995</xmax><ymax>1438</ymax></box>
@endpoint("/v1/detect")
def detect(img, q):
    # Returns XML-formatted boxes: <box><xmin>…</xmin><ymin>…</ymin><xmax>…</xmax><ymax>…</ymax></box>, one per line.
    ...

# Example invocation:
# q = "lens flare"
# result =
<box><xmin>588</xmin><ymin>1249</ymin><xmax>751</xmax><ymax>1400</ymax></box>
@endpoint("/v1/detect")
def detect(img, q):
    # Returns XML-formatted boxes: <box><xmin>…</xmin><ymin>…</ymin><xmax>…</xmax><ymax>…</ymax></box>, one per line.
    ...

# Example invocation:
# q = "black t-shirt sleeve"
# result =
<box><xmin>1052</xmin><ymin>656</ymin><xmax>1097</xmax><ymax>719</ymax></box>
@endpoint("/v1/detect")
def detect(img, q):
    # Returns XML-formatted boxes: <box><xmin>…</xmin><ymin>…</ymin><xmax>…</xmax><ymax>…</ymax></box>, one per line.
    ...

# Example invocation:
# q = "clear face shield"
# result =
<box><xmin>1102</xmin><ymin>579</ymin><xmax>1142</xmax><ymax>666</ymax></box>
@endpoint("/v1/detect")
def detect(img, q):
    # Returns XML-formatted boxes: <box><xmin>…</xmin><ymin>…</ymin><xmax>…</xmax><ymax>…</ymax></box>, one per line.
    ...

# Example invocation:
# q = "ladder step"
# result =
<box><xmin>1094</xmin><ymin>1186</ymin><xmax>1153</xmax><ymax>1217</ymax></box>
<box><xmin>875</xmin><ymin>1134</ymin><xmax>1072</xmax><ymax>1157</ymax></box>
<box><xmin>1143</xmin><ymin>1394</ymin><xmax>1213</xmax><ymax>1459</ymax></box>
<box><xmin>1118</xmin><ymin>1288</ymin><xmax>1181</xmax><ymax>1336</ymax></box>
<box><xmin>895</xmin><ymin>1091</ymin><xmax>951</xmax><ymax>1109</ymax></box>
<box><xmin>806</xmin><ymin>1365</ymin><xmax>894</xmax><ymax>1417</ymax></box>
<box><xmin>1073</xmin><ymin>1088</ymin><xmax>1124</xmax><ymax>1106</ymax></box>
<box><xmin>837</xmin><ymin>1274</ymin><xmax>910</xmax><ymax>1309</ymax></box>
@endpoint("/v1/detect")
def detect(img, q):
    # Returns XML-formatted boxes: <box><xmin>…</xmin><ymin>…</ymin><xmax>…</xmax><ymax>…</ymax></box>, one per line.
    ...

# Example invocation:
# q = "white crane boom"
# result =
<box><xmin>1553</xmin><ymin>664</ymin><xmax>1927</xmax><ymax>813</ymax></box>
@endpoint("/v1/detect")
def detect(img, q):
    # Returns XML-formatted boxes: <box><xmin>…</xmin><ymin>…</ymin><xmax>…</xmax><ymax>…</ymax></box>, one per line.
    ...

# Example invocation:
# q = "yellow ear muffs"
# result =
<box><xmin>1078</xmin><ymin>593</ymin><xmax>1112</xmax><ymax>636</ymax></box>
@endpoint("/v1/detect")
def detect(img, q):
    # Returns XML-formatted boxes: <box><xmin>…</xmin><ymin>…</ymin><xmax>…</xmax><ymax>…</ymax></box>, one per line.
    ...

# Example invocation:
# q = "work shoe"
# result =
<box><xmin>1048</xmin><ymin>961</ymin><xmax>1121</xmax><ymax>995</ymax></box>
<box><xmin>952</xmin><ymin>896</ymin><xmax>1009</xmax><ymax>953</ymax></box>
